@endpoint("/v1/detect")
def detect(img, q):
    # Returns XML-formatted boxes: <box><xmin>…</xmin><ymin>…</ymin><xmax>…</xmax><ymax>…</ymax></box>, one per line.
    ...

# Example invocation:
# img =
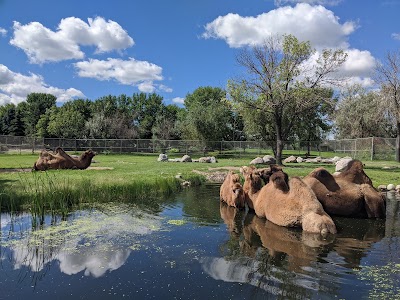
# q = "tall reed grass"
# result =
<box><xmin>1</xmin><ymin>171</ymin><xmax>205</xmax><ymax>220</ymax></box>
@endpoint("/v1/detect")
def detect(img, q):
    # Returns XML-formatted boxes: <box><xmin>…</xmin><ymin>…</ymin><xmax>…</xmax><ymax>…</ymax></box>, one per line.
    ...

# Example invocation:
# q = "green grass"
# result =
<box><xmin>1</xmin><ymin>152</ymin><xmax>399</xmax><ymax>215</ymax></box>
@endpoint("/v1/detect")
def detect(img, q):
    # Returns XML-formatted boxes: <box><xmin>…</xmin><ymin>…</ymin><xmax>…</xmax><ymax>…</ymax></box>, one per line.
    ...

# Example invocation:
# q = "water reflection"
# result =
<box><xmin>201</xmin><ymin>199</ymin><xmax>392</xmax><ymax>298</ymax></box>
<box><xmin>1</xmin><ymin>203</ymin><xmax>162</xmax><ymax>282</ymax></box>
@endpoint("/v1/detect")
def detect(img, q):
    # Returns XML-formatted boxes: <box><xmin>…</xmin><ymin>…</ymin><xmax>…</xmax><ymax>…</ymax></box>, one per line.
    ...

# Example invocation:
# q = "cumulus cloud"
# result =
<box><xmin>202</xmin><ymin>3</ymin><xmax>356</xmax><ymax>49</ymax></box>
<box><xmin>0</xmin><ymin>64</ymin><xmax>85</xmax><ymax>105</ymax></box>
<box><xmin>10</xmin><ymin>17</ymin><xmax>134</xmax><ymax>64</ymax></box>
<box><xmin>172</xmin><ymin>97</ymin><xmax>185</xmax><ymax>104</ymax></box>
<box><xmin>0</xmin><ymin>27</ymin><xmax>7</xmax><ymax>36</ymax></box>
<box><xmin>274</xmin><ymin>0</ymin><xmax>342</xmax><ymax>6</ymax></box>
<box><xmin>74</xmin><ymin>58</ymin><xmax>164</xmax><ymax>93</ymax></box>
<box><xmin>392</xmin><ymin>33</ymin><xmax>400</xmax><ymax>40</ymax></box>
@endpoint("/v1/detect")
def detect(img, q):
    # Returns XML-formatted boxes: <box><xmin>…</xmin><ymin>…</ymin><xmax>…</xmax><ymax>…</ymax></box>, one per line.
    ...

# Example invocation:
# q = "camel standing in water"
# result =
<box><xmin>33</xmin><ymin>147</ymin><xmax>96</xmax><ymax>171</ymax></box>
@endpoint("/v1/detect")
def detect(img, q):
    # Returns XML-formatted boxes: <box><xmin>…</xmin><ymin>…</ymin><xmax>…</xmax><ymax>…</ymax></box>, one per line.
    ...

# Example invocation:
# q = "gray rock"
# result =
<box><xmin>296</xmin><ymin>157</ymin><xmax>304</xmax><ymax>163</ymax></box>
<box><xmin>335</xmin><ymin>158</ymin><xmax>353</xmax><ymax>172</ymax></box>
<box><xmin>263</xmin><ymin>155</ymin><xmax>276</xmax><ymax>164</ymax></box>
<box><xmin>331</xmin><ymin>156</ymin><xmax>341</xmax><ymax>163</ymax></box>
<box><xmin>157</xmin><ymin>153</ymin><xmax>168</xmax><ymax>162</ymax></box>
<box><xmin>199</xmin><ymin>157</ymin><xmax>211</xmax><ymax>163</ymax></box>
<box><xmin>387</xmin><ymin>184</ymin><xmax>395</xmax><ymax>191</ymax></box>
<box><xmin>181</xmin><ymin>155</ymin><xmax>192</xmax><ymax>162</ymax></box>
<box><xmin>377</xmin><ymin>185</ymin><xmax>387</xmax><ymax>192</ymax></box>
<box><xmin>283</xmin><ymin>155</ymin><xmax>297</xmax><ymax>163</ymax></box>
<box><xmin>168</xmin><ymin>158</ymin><xmax>181</xmax><ymax>162</ymax></box>
<box><xmin>396</xmin><ymin>185</ymin><xmax>400</xmax><ymax>191</ymax></box>
<box><xmin>210</xmin><ymin>156</ymin><xmax>217</xmax><ymax>163</ymax></box>
<box><xmin>250</xmin><ymin>157</ymin><xmax>264</xmax><ymax>165</ymax></box>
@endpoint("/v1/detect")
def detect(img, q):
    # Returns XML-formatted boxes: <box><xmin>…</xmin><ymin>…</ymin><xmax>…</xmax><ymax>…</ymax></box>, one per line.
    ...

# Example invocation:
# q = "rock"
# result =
<box><xmin>396</xmin><ymin>185</ymin><xmax>400</xmax><ymax>191</ymax></box>
<box><xmin>321</xmin><ymin>158</ymin><xmax>334</xmax><ymax>164</ymax></box>
<box><xmin>296</xmin><ymin>157</ymin><xmax>304</xmax><ymax>163</ymax></box>
<box><xmin>305</xmin><ymin>158</ymin><xmax>319</xmax><ymax>163</ymax></box>
<box><xmin>377</xmin><ymin>185</ymin><xmax>387</xmax><ymax>192</ymax></box>
<box><xmin>335</xmin><ymin>158</ymin><xmax>353</xmax><ymax>172</ymax></box>
<box><xmin>175</xmin><ymin>174</ymin><xmax>183</xmax><ymax>179</ymax></box>
<box><xmin>283</xmin><ymin>155</ymin><xmax>297</xmax><ymax>163</ymax></box>
<box><xmin>181</xmin><ymin>181</ymin><xmax>191</xmax><ymax>187</ymax></box>
<box><xmin>168</xmin><ymin>158</ymin><xmax>181</xmax><ymax>162</ymax></box>
<box><xmin>181</xmin><ymin>155</ymin><xmax>192</xmax><ymax>162</ymax></box>
<box><xmin>250</xmin><ymin>157</ymin><xmax>264</xmax><ymax>165</ymax></box>
<box><xmin>210</xmin><ymin>156</ymin><xmax>217</xmax><ymax>163</ymax></box>
<box><xmin>157</xmin><ymin>153</ymin><xmax>168</xmax><ymax>162</ymax></box>
<box><xmin>315</xmin><ymin>156</ymin><xmax>322</xmax><ymax>162</ymax></box>
<box><xmin>199</xmin><ymin>157</ymin><xmax>211</xmax><ymax>163</ymax></box>
<box><xmin>331</xmin><ymin>156</ymin><xmax>341</xmax><ymax>163</ymax></box>
<box><xmin>387</xmin><ymin>184</ymin><xmax>395</xmax><ymax>191</ymax></box>
<box><xmin>263</xmin><ymin>155</ymin><xmax>276</xmax><ymax>164</ymax></box>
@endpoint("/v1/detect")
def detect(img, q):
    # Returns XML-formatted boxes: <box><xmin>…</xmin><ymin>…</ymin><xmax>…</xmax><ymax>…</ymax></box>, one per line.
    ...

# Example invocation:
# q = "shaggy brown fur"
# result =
<box><xmin>219</xmin><ymin>171</ymin><xmax>245</xmax><ymax>209</ymax></box>
<box><xmin>303</xmin><ymin>167</ymin><xmax>385</xmax><ymax>218</ymax></box>
<box><xmin>334</xmin><ymin>159</ymin><xmax>373</xmax><ymax>185</ymax></box>
<box><xmin>243</xmin><ymin>172</ymin><xmax>263</xmax><ymax>210</ymax></box>
<box><xmin>252</xmin><ymin>170</ymin><xmax>337</xmax><ymax>235</ymax></box>
<box><xmin>34</xmin><ymin>147</ymin><xmax>96</xmax><ymax>171</ymax></box>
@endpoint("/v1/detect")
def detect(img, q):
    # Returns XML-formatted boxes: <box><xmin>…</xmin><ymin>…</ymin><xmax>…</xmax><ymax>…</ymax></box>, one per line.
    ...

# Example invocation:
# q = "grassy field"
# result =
<box><xmin>1</xmin><ymin>152</ymin><xmax>399</xmax><ymax>214</ymax></box>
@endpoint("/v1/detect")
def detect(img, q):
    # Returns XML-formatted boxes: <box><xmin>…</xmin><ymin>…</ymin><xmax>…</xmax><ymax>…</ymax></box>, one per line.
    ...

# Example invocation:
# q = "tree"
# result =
<box><xmin>152</xmin><ymin>104</ymin><xmax>183</xmax><ymax>140</ymax></box>
<box><xmin>229</xmin><ymin>34</ymin><xmax>347</xmax><ymax>164</ymax></box>
<box><xmin>182</xmin><ymin>86</ymin><xmax>233</xmax><ymax>142</ymax></box>
<box><xmin>132</xmin><ymin>93</ymin><xmax>164</xmax><ymax>139</ymax></box>
<box><xmin>0</xmin><ymin>103</ymin><xmax>25</xmax><ymax>135</ymax></box>
<box><xmin>375</xmin><ymin>50</ymin><xmax>400</xmax><ymax>161</ymax></box>
<box><xmin>334</xmin><ymin>84</ymin><xmax>394</xmax><ymax>139</ymax></box>
<box><xmin>24</xmin><ymin>93</ymin><xmax>57</xmax><ymax>136</ymax></box>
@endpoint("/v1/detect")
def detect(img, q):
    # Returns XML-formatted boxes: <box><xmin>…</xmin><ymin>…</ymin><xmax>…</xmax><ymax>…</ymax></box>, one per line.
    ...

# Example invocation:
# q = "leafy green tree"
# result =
<box><xmin>182</xmin><ymin>86</ymin><xmax>233</xmax><ymax>142</ymax></box>
<box><xmin>46</xmin><ymin>108</ymin><xmax>86</xmax><ymax>138</ymax></box>
<box><xmin>0</xmin><ymin>103</ymin><xmax>25</xmax><ymax>135</ymax></box>
<box><xmin>334</xmin><ymin>84</ymin><xmax>395</xmax><ymax>139</ymax></box>
<box><xmin>152</xmin><ymin>104</ymin><xmax>183</xmax><ymax>140</ymax></box>
<box><xmin>24</xmin><ymin>93</ymin><xmax>57</xmax><ymax>136</ymax></box>
<box><xmin>132</xmin><ymin>93</ymin><xmax>164</xmax><ymax>139</ymax></box>
<box><xmin>229</xmin><ymin>34</ymin><xmax>347</xmax><ymax>164</ymax></box>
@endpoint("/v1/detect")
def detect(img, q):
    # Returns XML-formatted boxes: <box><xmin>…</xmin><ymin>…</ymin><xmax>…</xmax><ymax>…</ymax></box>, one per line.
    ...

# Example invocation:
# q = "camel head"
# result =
<box><xmin>232</xmin><ymin>182</ymin><xmax>245</xmax><ymax>209</ymax></box>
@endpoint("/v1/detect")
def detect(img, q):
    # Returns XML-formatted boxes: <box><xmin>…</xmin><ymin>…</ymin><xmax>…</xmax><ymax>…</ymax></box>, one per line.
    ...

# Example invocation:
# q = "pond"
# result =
<box><xmin>1</xmin><ymin>184</ymin><xmax>399</xmax><ymax>299</ymax></box>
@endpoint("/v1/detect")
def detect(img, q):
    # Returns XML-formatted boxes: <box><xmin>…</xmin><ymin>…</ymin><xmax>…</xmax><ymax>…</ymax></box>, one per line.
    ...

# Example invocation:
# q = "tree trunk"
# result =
<box><xmin>275</xmin><ymin>118</ymin><xmax>284</xmax><ymax>165</ymax></box>
<box><xmin>396</xmin><ymin>122</ymin><xmax>400</xmax><ymax>162</ymax></box>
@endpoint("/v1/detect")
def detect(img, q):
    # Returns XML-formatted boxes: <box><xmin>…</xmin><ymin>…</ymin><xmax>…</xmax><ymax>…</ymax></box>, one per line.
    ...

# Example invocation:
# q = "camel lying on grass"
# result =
<box><xmin>33</xmin><ymin>147</ymin><xmax>96</xmax><ymax>171</ymax></box>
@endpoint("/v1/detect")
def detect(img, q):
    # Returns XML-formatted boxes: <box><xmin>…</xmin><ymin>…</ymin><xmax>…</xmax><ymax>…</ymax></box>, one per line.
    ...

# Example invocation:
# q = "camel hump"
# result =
<box><xmin>310</xmin><ymin>167</ymin><xmax>333</xmax><ymax>180</ymax></box>
<box><xmin>270</xmin><ymin>171</ymin><xmax>289</xmax><ymax>192</ymax></box>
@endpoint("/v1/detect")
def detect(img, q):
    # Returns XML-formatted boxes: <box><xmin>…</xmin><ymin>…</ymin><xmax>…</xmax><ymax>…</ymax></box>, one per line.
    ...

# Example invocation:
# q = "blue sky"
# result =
<box><xmin>0</xmin><ymin>0</ymin><xmax>399</xmax><ymax>106</ymax></box>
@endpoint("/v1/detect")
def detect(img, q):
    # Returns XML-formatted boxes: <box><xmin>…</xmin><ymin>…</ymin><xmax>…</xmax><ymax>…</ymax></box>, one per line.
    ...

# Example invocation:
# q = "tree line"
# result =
<box><xmin>1</xmin><ymin>35</ymin><xmax>399</xmax><ymax>163</ymax></box>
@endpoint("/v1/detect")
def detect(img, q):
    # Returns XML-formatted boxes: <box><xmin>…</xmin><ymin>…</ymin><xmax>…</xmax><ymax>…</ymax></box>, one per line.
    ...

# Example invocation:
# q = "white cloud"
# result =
<box><xmin>202</xmin><ymin>3</ymin><xmax>356</xmax><ymax>49</ymax></box>
<box><xmin>74</xmin><ymin>58</ymin><xmax>164</xmax><ymax>92</ymax></box>
<box><xmin>392</xmin><ymin>33</ymin><xmax>400</xmax><ymax>40</ymax></box>
<box><xmin>10</xmin><ymin>17</ymin><xmax>134</xmax><ymax>64</ymax></box>
<box><xmin>159</xmin><ymin>84</ymin><xmax>173</xmax><ymax>93</ymax></box>
<box><xmin>0</xmin><ymin>27</ymin><xmax>7</xmax><ymax>36</ymax></box>
<box><xmin>0</xmin><ymin>64</ymin><xmax>85</xmax><ymax>105</ymax></box>
<box><xmin>274</xmin><ymin>0</ymin><xmax>342</xmax><ymax>6</ymax></box>
<box><xmin>172</xmin><ymin>97</ymin><xmax>185</xmax><ymax>104</ymax></box>
<box><xmin>339</xmin><ymin>49</ymin><xmax>376</xmax><ymax>78</ymax></box>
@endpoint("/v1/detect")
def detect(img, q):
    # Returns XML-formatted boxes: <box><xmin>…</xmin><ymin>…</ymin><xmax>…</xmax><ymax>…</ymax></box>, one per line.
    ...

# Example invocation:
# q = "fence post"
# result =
<box><xmin>370</xmin><ymin>137</ymin><xmax>374</xmax><ymax>161</ymax></box>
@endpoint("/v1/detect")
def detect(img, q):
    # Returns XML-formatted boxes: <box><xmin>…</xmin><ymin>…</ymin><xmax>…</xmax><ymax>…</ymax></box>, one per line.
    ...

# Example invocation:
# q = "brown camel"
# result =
<box><xmin>33</xmin><ymin>147</ymin><xmax>96</xmax><ymax>171</ymax></box>
<box><xmin>244</xmin><ymin>169</ymin><xmax>337</xmax><ymax>235</ymax></box>
<box><xmin>303</xmin><ymin>164</ymin><xmax>385</xmax><ymax>218</ymax></box>
<box><xmin>219</xmin><ymin>171</ymin><xmax>245</xmax><ymax>209</ymax></box>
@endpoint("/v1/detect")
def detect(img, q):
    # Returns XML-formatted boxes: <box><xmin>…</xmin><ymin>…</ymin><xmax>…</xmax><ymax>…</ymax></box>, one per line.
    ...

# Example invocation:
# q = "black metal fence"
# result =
<box><xmin>0</xmin><ymin>135</ymin><xmax>396</xmax><ymax>160</ymax></box>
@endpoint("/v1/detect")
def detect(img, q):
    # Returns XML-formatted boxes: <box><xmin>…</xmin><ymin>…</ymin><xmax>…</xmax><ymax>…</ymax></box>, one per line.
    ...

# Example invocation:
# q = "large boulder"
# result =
<box><xmin>263</xmin><ymin>155</ymin><xmax>276</xmax><ymax>164</ymax></box>
<box><xmin>181</xmin><ymin>155</ymin><xmax>192</xmax><ymax>162</ymax></box>
<box><xmin>157</xmin><ymin>153</ymin><xmax>168</xmax><ymax>162</ymax></box>
<box><xmin>296</xmin><ymin>157</ymin><xmax>304</xmax><ymax>163</ymax></box>
<box><xmin>283</xmin><ymin>155</ymin><xmax>297</xmax><ymax>163</ymax></box>
<box><xmin>335</xmin><ymin>157</ymin><xmax>353</xmax><ymax>172</ymax></box>
<box><xmin>198</xmin><ymin>157</ymin><xmax>211</xmax><ymax>163</ymax></box>
<box><xmin>250</xmin><ymin>157</ymin><xmax>264</xmax><ymax>165</ymax></box>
